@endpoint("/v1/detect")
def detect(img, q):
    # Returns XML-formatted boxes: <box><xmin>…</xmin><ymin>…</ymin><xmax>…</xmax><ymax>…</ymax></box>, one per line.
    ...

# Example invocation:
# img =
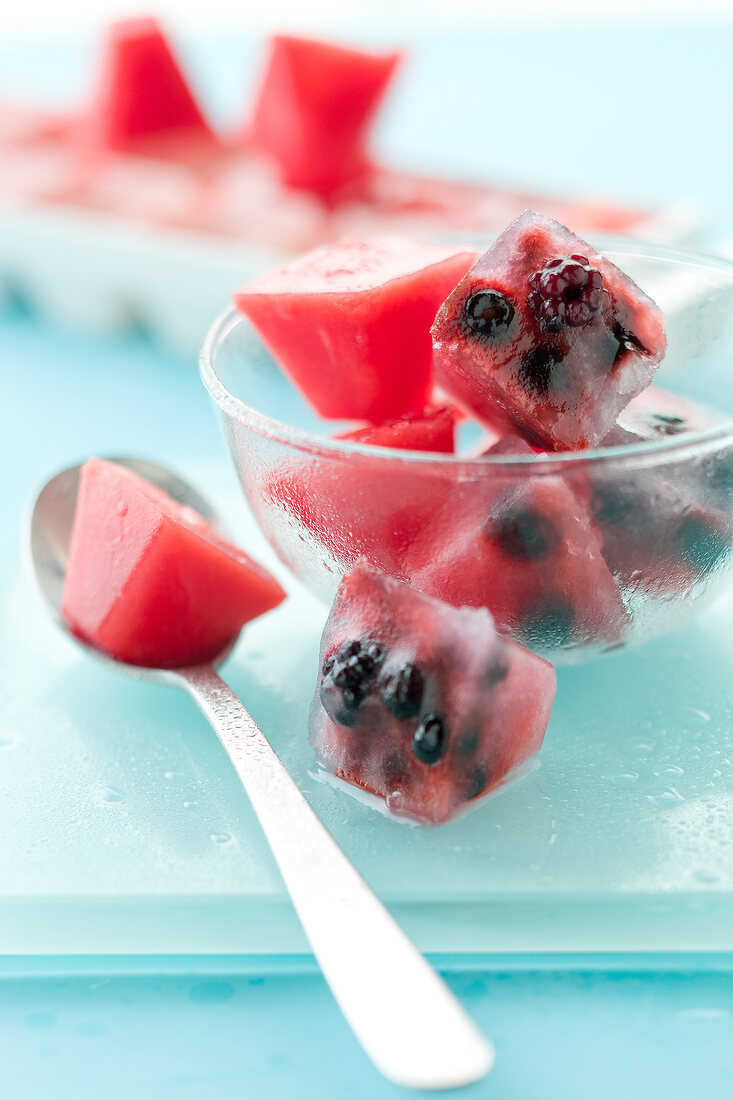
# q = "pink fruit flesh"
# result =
<box><xmin>61</xmin><ymin>459</ymin><xmax>286</xmax><ymax>668</ymax></box>
<box><xmin>432</xmin><ymin>210</ymin><xmax>667</xmax><ymax>451</ymax></box>
<box><xmin>248</xmin><ymin>35</ymin><xmax>401</xmax><ymax>202</ymax></box>
<box><xmin>309</xmin><ymin>563</ymin><xmax>556</xmax><ymax>824</ymax></box>
<box><xmin>79</xmin><ymin>18</ymin><xmax>217</xmax><ymax>155</ymax></box>
<box><xmin>334</xmin><ymin>405</ymin><xmax>457</xmax><ymax>452</ymax></box>
<box><xmin>234</xmin><ymin>238</ymin><xmax>478</xmax><ymax>423</ymax></box>
<box><xmin>266</xmin><ymin>407</ymin><xmax>458</xmax><ymax>578</ymax></box>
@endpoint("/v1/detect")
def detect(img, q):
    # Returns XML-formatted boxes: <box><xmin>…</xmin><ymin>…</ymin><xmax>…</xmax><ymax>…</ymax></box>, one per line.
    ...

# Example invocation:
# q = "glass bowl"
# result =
<box><xmin>200</xmin><ymin>240</ymin><xmax>733</xmax><ymax>664</ymax></box>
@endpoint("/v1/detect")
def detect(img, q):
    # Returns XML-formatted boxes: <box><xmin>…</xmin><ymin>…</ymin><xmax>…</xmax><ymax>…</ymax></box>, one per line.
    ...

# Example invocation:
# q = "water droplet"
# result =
<box><xmin>96</xmin><ymin>785</ymin><xmax>125</xmax><ymax>803</ymax></box>
<box><xmin>647</xmin><ymin>792</ymin><xmax>686</xmax><ymax>809</ymax></box>
<box><xmin>210</xmin><ymin>832</ymin><xmax>233</xmax><ymax>845</ymax></box>
<box><xmin>614</xmin><ymin>772</ymin><xmax>639</xmax><ymax>785</ymax></box>
<box><xmin>183</xmin><ymin>801</ymin><xmax>198</xmax><ymax>810</ymax></box>
<box><xmin>687</xmin><ymin>708</ymin><xmax>710</xmax><ymax>722</ymax></box>
<box><xmin>163</xmin><ymin>770</ymin><xmax>184</xmax><ymax>780</ymax></box>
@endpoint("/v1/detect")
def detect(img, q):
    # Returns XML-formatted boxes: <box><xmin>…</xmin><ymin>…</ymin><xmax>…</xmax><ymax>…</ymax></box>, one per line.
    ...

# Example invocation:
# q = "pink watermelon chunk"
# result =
<box><xmin>265</xmin><ymin>407</ymin><xmax>458</xmax><ymax>579</ymax></box>
<box><xmin>234</xmin><ymin>238</ymin><xmax>478</xmax><ymax>423</ymax></box>
<box><xmin>310</xmin><ymin>563</ymin><xmax>556</xmax><ymax>823</ymax></box>
<box><xmin>247</xmin><ymin>35</ymin><xmax>401</xmax><ymax>202</ymax></box>
<box><xmin>432</xmin><ymin>210</ymin><xmax>667</xmax><ymax>450</ymax></box>
<box><xmin>404</xmin><ymin>435</ymin><xmax>629</xmax><ymax>651</ymax></box>
<box><xmin>334</xmin><ymin>405</ymin><xmax>457</xmax><ymax>452</ymax></box>
<box><xmin>79</xmin><ymin>18</ymin><xmax>217</xmax><ymax>156</ymax></box>
<box><xmin>62</xmin><ymin>459</ymin><xmax>286</xmax><ymax>668</ymax></box>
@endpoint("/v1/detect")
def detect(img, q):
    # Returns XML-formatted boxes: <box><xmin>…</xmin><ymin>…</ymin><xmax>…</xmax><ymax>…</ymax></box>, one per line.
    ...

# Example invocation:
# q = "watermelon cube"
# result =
<box><xmin>404</xmin><ymin>435</ymin><xmax>629</xmax><ymax>651</ymax></box>
<box><xmin>432</xmin><ymin>210</ymin><xmax>667</xmax><ymax>450</ymax></box>
<box><xmin>62</xmin><ymin>459</ymin><xmax>286</xmax><ymax>668</ymax></box>
<box><xmin>334</xmin><ymin>404</ymin><xmax>457</xmax><ymax>452</ymax></box>
<box><xmin>265</xmin><ymin>407</ymin><xmax>457</xmax><ymax>579</ymax></box>
<box><xmin>234</xmin><ymin>238</ymin><xmax>478</xmax><ymax>422</ymax></box>
<box><xmin>79</xmin><ymin>18</ymin><xmax>217</xmax><ymax>157</ymax></box>
<box><xmin>309</xmin><ymin>563</ymin><xmax>556</xmax><ymax>824</ymax></box>
<box><xmin>247</xmin><ymin>35</ymin><xmax>401</xmax><ymax>202</ymax></box>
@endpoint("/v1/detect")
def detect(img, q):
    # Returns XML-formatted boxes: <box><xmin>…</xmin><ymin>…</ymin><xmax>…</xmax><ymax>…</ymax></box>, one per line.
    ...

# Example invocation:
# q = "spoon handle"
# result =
<box><xmin>179</xmin><ymin>663</ymin><xmax>493</xmax><ymax>1090</ymax></box>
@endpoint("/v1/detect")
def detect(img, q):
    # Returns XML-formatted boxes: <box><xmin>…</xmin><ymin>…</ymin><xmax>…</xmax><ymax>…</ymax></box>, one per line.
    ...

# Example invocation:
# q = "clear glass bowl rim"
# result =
<box><xmin>199</xmin><ymin>237</ymin><xmax>733</xmax><ymax>474</ymax></box>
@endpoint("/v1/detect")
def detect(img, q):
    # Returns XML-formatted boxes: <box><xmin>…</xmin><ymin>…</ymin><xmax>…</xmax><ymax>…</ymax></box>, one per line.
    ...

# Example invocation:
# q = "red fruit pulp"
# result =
<box><xmin>234</xmin><ymin>237</ymin><xmax>478</xmax><ymax>423</ymax></box>
<box><xmin>61</xmin><ymin>459</ymin><xmax>286</xmax><ymax>668</ymax></box>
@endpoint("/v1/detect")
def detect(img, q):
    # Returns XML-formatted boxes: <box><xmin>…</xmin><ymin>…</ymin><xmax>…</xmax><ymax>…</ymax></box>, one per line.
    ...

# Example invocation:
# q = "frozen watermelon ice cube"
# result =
<box><xmin>309</xmin><ymin>563</ymin><xmax>556</xmax><ymax>824</ymax></box>
<box><xmin>590</xmin><ymin>389</ymin><xmax>733</xmax><ymax>595</ymax></box>
<box><xmin>234</xmin><ymin>238</ymin><xmax>478</xmax><ymax>422</ymax></box>
<box><xmin>79</xmin><ymin>17</ymin><xmax>217</xmax><ymax>156</ymax></box>
<box><xmin>247</xmin><ymin>35</ymin><xmax>401</xmax><ymax>202</ymax></box>
<box><xmin>61</xmin><ymin>458</ymin><xmax>286</xmax><ymax>668</ymax></box>
<box><xmin>404</xmin><ymin>435</ymin><xmax>629</xmax><ymax>651</ymax></box>
<box><xmin>432</xmin><ymin>210</ymin><xmax>667</xmax><ymax>450</ymax></box>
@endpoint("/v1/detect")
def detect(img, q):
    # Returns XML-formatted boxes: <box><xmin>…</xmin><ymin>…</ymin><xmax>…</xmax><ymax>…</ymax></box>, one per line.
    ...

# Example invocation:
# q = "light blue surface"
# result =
<box><xmin>1</xmin><ymin>957</ymin><xmax>732</xmax><ymax>1099</ymax></box>
<box><xmin>2</xmin><ymin>21</ymin><xmax>733</xmax><ymax>1098</ymax></box>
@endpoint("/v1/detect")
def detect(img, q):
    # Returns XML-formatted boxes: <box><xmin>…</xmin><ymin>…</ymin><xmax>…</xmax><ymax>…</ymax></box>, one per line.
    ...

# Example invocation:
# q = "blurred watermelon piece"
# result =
<box><xmin>248</xmin><ymin>34</ymin><xmax>401</xmax><ymax>202</ymax></box>
<box><xmin>79</xmin><ymin>17</ymin><xmax>218</xmax><ymax>155</ymax></box>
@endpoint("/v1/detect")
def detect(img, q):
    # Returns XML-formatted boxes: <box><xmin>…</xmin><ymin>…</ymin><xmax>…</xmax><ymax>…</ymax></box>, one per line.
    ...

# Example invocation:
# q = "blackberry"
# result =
<box><xmin>488</xmin><ymin>507</ymin><xmax>557</xmax><ymax>561</ymax></box>
<box><xmin>528</xmin><ymin>254</ymin><xmax>604</xmax><ymax>331</ymax></box>
<box><xmin>463</xmin><ymin>290</ymin><xmax>515</xmax><ymax>338</ymax></box>
<box><xmin>320</xmin><ymin>636</ymin><xmax>384</xmax><ymax>723</ymax></box>
<box><xmin>412</xmin><ymin>713</ymin><xmax>446</xmax><ymax>764</ymax></box>
<box><xmin>379</xmin><ymin>662</ymin><xmax>425</xmax><ymax>720</ymax></box>
<box><xmin>675</xmin><ymin>517</ymin><xmax>731</xmax><ymax>573</ymax></box>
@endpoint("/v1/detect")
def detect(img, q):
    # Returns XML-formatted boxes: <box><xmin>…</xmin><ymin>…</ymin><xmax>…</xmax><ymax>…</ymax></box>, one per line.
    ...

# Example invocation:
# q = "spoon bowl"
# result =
<box><xmin>29</xmin><ymin>456</ymin><xmax>494</xmax><ymax>1091</ymax></box>
<box><xmin>31</xmin><ymin>457</ymin><xmax>238</xmax><ymax>680</ymax></box>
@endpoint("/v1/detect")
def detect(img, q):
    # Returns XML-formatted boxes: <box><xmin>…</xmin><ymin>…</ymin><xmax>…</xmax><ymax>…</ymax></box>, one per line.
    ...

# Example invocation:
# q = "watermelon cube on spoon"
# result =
<box><xmin>234</xmin><ymin>237</ymin><xmax>477</xmax><ymax>422</ymax></box>
<box><xmin>61</xmin><ymin>458</ymin><xmax>286</xmax><ymax>668</ymax></box>
<box><xmin>432</xmin><ymin>210</ymin><xmax>667</xmax><ymax>450</ymax></box>
<box><xmin>309</xmin><ymin>563</ymin><xmax>556</xmax><ymax>824</ymax></box>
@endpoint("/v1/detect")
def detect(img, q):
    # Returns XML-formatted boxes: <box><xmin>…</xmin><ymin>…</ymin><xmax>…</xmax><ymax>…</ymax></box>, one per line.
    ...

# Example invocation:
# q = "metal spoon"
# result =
<box><xmin>30</xmin><ymin>457</ymin><xmax>494</xmax><ymax>1091</ymax></box>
